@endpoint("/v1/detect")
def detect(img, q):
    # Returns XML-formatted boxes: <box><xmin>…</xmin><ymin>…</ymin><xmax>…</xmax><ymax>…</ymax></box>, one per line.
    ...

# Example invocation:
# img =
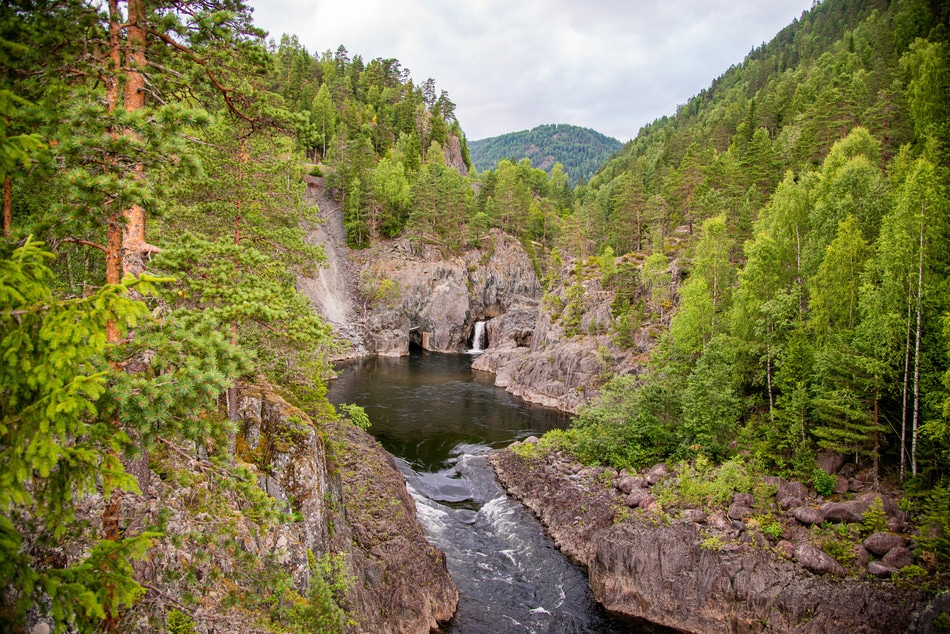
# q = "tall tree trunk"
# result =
<box><xmin>3</xmin><ymin>175</ymin><xmax>11</xmax><ymax>239</ymax></box>
<box><xmin>901</xmin><ymin>287</ymin><xmax>912</xmax><ymax>480</ymax></box>
<box><xmin>766</xmin><ymin>339</ymin><xmax>774</xmax><ymax>421</ymax></box>
<box><xmin>121</xmin><ymin>0</ymin><xmax>151</xmax><ymax>280</ymax></box>
<box><xmin>873</xmin><ymin>389</ymin><xmax>880</xmax><ymax>490</ymax></box>
<box><xmin>912</xmin><ymin>202</ymin><xmax>925</xmax><ymax>477</ymax></box>
<box><xmin>101</xmin><ymin>8</ymin><xmax>124</xmax><ymax>632</ymax></box>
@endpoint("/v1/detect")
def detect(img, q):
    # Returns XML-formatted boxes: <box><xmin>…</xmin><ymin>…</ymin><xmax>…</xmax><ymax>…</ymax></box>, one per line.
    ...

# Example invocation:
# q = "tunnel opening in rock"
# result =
<box><xmin>409</xmin><ymin>329</ymin><xmax>423</xmax><ymax>351</ymax></box>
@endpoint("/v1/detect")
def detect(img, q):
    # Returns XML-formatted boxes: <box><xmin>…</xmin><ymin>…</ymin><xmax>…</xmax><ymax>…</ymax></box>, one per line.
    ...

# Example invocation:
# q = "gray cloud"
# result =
<box><xmin>248</xmin><ymin>0</ymin><xmax>814</xmax><ymax>141</ymax></box>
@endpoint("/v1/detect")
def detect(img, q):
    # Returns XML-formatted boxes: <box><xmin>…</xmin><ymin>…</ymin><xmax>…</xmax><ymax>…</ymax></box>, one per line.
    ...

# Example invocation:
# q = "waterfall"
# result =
<box><xmin>469</xmin><ymin>321</ymin><xmax>487</xmax><ymax>354</ymax></box>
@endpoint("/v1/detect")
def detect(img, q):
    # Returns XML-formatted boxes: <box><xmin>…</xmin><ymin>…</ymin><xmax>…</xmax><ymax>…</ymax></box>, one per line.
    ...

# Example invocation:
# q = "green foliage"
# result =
<box><xmin>701</xmin><ymin>535</ymin><xmax>725</xmax><ymax>551</ymax></box>
<box><xmin>510</xmin><ymin>430</ymin><xmax>574</xmax><ymax>462</ymax></box>
<box><xmin>893</xmin><ymin>564</ymin><xmax>930</xmax><ymax>591</ymax></box>
<box><xmin>469</xmin><ymin>124</ymin><xmax>623</xmax><ymax>186</ymax></box>
<box><xmin>861</xmin><ymin>498</ymin><xmax>888</xmax><ymax>535</ymax></box>
<box><xmin>918</xmin><ymin>487</ymin><xmax>950</xmax><ymax>563</ymax></box>
<box><xmin>812</xmin><ymin>468</ymin><xmax>838</xmax><ymax>497</ymax></box>
<box><xmin>821</xmin><ymin>535</ymin><xmax>856</xmax><ymax>567</ymax></box>
<box><xmin>339</xmin><ymin>403</ymin><xmax>371</xmax><ymax>430</ymax></box>
<box><xmin>561</xmin><ymin>282</ymin><xmax>586</xmax><ymax>337</ymax></box>
<box><xmin>665</xmin><ymin>457</ymin><xmax>755</xmax><ymax>509</ymax></box>
<box><xmin>166</xmin><ymin>610</ymin><xmax>197</xmax><ymax>634</ymax></box>
<box><xmin>152</xmin><ymin>233</ymin><xmax>337</xmax><ymax>392</ymax></box>
<box><xmin>360</xmin><ymin>268</ymin><xmax>401</xmax><ymax>308</ymax></box>
<box><xmin>568</xmin><ymin>374</ymin><xmax>681</xmax><ymax>470</ymax></box>
<box><xmin>757</xmin><ymin>513</ymin><xmax>783</xmax><ymax>540</ymax></box>
<box><xmin>289</xmin><ymin>550</ymin><xmax>351</xmax><ymax>633</ymax></box>
<box><xmin>0</xmin><ymin>238</ymin><xmax>155</xmax><ymax>629</ymax></box>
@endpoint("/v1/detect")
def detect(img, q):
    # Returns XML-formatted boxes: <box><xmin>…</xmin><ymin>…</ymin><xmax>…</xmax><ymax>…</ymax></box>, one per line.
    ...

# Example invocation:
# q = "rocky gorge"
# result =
<box><xmin>299</xmin><ymin>180</ymin><xmax>681</xmax><ymax>413</ymax></box>
<box><xmin>295</xmin><ymin>184</ymin><xmax>948</xmax><ymax>632</ymax></box>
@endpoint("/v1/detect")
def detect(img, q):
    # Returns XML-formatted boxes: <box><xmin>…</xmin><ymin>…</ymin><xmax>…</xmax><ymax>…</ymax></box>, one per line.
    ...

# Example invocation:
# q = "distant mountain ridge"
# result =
<box><xmin>469</xmin><ymin>124</ymin><xmax>623</xmax><ymax>185</ymax></box>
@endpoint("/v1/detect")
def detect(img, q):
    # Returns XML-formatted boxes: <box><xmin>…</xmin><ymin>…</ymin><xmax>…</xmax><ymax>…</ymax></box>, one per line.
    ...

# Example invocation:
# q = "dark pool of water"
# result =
<box><xmin>327</xmin><ymin>350</ymin><xmax>644</xmax><ymax>634</ymax></box>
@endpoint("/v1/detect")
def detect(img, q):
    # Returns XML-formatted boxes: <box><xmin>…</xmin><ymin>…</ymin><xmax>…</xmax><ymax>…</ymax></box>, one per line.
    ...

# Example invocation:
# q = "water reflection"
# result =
<box><xmin>326</xmin><ymin>349</ymin><xmax>638</xmax><ymax>633</ymax></box>
<box><xmin>328</xmin><ymin>350</ymin><xmax>570</xmax><ymax>471</ymax></box>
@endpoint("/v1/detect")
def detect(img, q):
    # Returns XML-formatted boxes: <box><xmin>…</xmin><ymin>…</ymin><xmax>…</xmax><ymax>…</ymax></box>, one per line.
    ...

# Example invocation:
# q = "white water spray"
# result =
<box><xmin>469</xmin><ymin>321</ymin><xmax>487</xmax><ymax>353</ymax></box>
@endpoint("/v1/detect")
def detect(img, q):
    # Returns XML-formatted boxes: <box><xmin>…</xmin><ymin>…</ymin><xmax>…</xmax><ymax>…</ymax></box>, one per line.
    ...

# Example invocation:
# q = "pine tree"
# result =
<box><xmin>0</xmin><ymin>238</ymin><xmax>154</xmax><ymax>629</ymax></box>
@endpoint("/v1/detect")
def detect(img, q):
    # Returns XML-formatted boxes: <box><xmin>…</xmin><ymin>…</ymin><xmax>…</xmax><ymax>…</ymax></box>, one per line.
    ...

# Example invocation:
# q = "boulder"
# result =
<box><xmin>882</xmin><ymin>546</ymin><xmax>914</xmax><ymax>570</ymax></box>
<box><xmin>852</xmin><ymin>545</ymin><xmax>871</xmax><ymax>568</ymax></box>
<box><xmin>681</xmin><ymin>508</ymin><xmax>706</xmax><ymax>523</ymax></box>
<box><xmin>835</xmin><ymin>476</ymin><xmax>849</xmax><ymax>495</ymax></box>
<box><xmin>820</xmin><ymin>500</ymin><xmax>864</xmax><ymax>523</ymax></box>
<box><xmin>855</xmin><ymin>491</ymin><xmax>899</xmax><ymax>516</ymax></box>
<box><xmin>794</xmin><ymin>543</ymin><xmax>846</xmax><ymax>577</ymax></box>
<box><xmin>646</xmin><ymin>463</ymin><xmax>670</xmax><ymax>485</ymax></box>
<box><xmin>732</xmin><ymin>492</ymin><xmax>755</xmax><ymax>507</ymax></box>
<box><xmin>639</xmin><ymin>495</ymin><xmax>657</xmax><ymax>510</ymax></box>
<box><xmin>624</xmin><ymin>487</ymin><xmax>650</xmax><ymax>508</ymax></box>
<box><xmin>776</xmin><ymin>480</ymin><xmax>809</xmax><ymax>511</ymax></box>
<box><xmin>816</xmin><ymin>450</ymin><xmax>847</xmax><ymax>475</ymax></box>
<box><xmin>867</xmin><ymin>561</ymin><xmax>896</xmax><ymax>578</ymax></box>
<box><xmin>776</xmin><ymin>540</ymin><xmax>795</xmax><ymax>559</ymax></box>
<box><xmin>617</xmin><ymin>475</ymin><xmax>647</xmax><ymax>494</ymax></box>
<box><xmin>863</xmin><ymin>532</ymin><xmax>907</xmax><ymax>556</ymax></box>
<box><xmin>791</xmin><ymin>506</ymin><xmax>825</xmax><ymax>525</ymax></box>
<box><xmin>727</xmin><ymin>504</ymin><xmax>754</xmax><ymax>521</ymax></box>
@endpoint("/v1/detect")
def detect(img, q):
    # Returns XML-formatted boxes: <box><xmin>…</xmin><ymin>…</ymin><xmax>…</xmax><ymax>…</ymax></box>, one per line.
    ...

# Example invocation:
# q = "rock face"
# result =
<box><xmin>325</xmin><ymin>419</ymin><xmax>458</xmax><ymax>632</ymax></box>
<box><xmin>489</xmin><ymin>448</ymin><xmax>926</xmax><ymax>634</ymax></box>
<box><xmin>297</xmin><ymin>187</ymin><xmax>367</xmax><ymax>358</ymax></box>
<box><xmin>234</xmin><ymin>383</ymin><xmax>457</xmax><ymax>632</ymax></box>
<box><xmin>357</xmin><ymin>230</ymin><xmax>541</xmax><ymax>356</ymax></box>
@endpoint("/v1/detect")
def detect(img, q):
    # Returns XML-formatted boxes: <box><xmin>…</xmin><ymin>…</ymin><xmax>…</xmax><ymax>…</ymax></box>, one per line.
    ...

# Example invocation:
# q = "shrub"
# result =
<box><xmin>167</xmin><ymin>610</ymin><xmax>197</xmax><ymax>634</ymax></box>
<box><xmin>821</xmin><ymin>536</ymin><xmax>855</xmax><ymax>566</ymax></box>
<box><xmin>339</xmin><ymin>403</ymin><xmax>371</xmax><ymax>430</ymax></box>
<box><xmin>812</xmin><ymin>468</ymin><xmax>836</xmax><ymax>497</ymax></box>
<box><xmin>861</xmin><ymin>499</ymin><xmax>888</xmax><ymax>536</ymax></box>
<box><xmin>757</xmin><ymin>514</ymin><xmax>783</xmax><ymax>540</ymax></box>
<box><xmin>701</xmin><ymin>535</ymin><xmax>725</xmax><ymax>551</ymax></box>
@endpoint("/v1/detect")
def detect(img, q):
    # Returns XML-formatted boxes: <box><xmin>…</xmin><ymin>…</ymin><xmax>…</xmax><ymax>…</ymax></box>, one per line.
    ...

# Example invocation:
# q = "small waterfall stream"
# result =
<box><xmin>468</xmin><ymin>321</ymin><xmax>487</xmax><ymax>354</ymax></box>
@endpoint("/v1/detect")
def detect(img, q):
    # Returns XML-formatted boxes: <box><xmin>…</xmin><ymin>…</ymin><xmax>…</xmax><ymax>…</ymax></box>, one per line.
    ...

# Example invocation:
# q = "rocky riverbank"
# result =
<box><xmin>44</xmin><ymin>382</ymin><xmax>458</xmax><ymax>633</ymax></box>
<box><xmin>233</xmin><ymin>383</ymin><xmax>458</xmax><ymax>633</ymax></box>
<box><xmin>489</xmin><ymin>445</ymin><xmax>931</xmax><ymax>633</ymax></box>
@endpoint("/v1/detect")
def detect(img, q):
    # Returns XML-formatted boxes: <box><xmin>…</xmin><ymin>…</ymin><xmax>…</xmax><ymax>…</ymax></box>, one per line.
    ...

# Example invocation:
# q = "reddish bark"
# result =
<box><xmin>3</xmin><ymin>176</ymin><xmax>11</xmax><ymax>239</ymax></box>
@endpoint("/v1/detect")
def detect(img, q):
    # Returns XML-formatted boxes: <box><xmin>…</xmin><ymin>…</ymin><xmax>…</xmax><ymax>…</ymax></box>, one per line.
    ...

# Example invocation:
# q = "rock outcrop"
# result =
<box><xmin>297</xmin><ymin>186</ymin><xmax>367</xmax><ymax>358</ymax></box>
<box><xmin>234</xmin><ymin>383</ymin><xmax>458</xmax><ymax>633</ymax></box>
<box><xmin>357</xmin><ymin>230</ymin><xmax>541</xmax><ymax>356</ymax></box>
<box><xmin>473</xmin><ymin>247</ymin><xmax>685</xmax><ymax>412</ymax></box>
<box><xmin>489</xmin><ymin>448</ymin><xmax>927</xmax><ymax>633</ymax></box>
<box><xmin>66</xmin><ymin>382</ymin><xmax>458</xmax><ymax>633</ymax></box>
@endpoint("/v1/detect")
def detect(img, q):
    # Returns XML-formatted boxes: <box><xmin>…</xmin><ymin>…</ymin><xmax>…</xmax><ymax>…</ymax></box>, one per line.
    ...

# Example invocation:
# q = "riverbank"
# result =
<box><xmin>489</xmin><ymin>444</ymin><xmax>931</xmax><ymax>633</ymax></box>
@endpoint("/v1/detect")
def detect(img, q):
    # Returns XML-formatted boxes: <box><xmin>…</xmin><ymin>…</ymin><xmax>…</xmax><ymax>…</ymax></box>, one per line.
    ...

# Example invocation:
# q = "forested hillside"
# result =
<box><xmin>3</xmin><ymin>0</ymin><xmax>950</xmax><ymax>630</ymax></box>
<box><xmin>0</xmin><ymin>1</ymin><xmax>453</xmax><ymax>631</ymax></box>
<box><xmin>533</xmin><ymin>0</ymin><xmax>950</xmax><ymax>560</ymax></box>
<box><xmin>468</xmin><ymin>123</ymin><xmax>624</xmax><ymax>185</ymax></box>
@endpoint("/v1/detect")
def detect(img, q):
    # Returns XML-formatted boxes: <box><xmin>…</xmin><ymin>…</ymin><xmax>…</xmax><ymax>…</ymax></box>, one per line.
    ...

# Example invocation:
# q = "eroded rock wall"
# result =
<box><xmin>489</xmin><ymin>448</ymin><xmax>926</xmax><ymax>634</ymax></box>
<box><xmin>234</xmin><ymin>383</ymin><xmax>458</xmax><ymax>633</ymax></box>
<box><xmin>358</xmin><ymin>229</ymin><xmax>541</xmax><ymax>355</ymax></box>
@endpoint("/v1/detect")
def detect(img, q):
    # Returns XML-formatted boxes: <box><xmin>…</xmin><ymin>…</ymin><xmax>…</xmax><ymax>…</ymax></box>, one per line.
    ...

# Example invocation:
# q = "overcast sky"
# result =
<box><xmin>247</xmin><ymin>0</ymin><xmax>816</xmax><ymax>142</ymax></box>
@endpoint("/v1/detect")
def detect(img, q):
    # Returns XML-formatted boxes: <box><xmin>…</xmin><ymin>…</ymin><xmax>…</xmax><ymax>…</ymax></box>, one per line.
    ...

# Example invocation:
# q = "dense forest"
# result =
<box><xmin>2</xmin><ymin>0</ymin><xmax>950</xmax><ymax>630</ymax></box>
<box><xmin>539</xmin><ymin>0</ymin><xmax>950</xmax><ymax>566</ymax></box>
<box><xmin>468</xmin><ymin>123</ymin><xmax>624</xmax><ymax>186</ymax></box>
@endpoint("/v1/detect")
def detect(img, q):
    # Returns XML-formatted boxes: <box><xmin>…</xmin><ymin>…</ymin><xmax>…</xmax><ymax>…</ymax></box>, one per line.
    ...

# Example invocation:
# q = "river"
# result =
<box><xmin>326</xmin><ymin>350</ymin><xmax>642</xmax><ymax>634</ymax></box>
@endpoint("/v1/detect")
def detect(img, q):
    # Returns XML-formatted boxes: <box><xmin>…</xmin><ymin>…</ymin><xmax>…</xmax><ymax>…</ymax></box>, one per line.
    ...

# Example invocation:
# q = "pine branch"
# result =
<box><xmin>58</xmin><ymin>237</ymin><xmax>107</xmax><ymax>253</ymax></box>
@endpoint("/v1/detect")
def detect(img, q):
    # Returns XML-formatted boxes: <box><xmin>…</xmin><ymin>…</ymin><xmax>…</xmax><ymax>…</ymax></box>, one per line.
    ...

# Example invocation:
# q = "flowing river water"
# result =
<box><xmin>326</xmin><ymin>350</ymin><xmax>644</xmax><ymax>633</ymax></box>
